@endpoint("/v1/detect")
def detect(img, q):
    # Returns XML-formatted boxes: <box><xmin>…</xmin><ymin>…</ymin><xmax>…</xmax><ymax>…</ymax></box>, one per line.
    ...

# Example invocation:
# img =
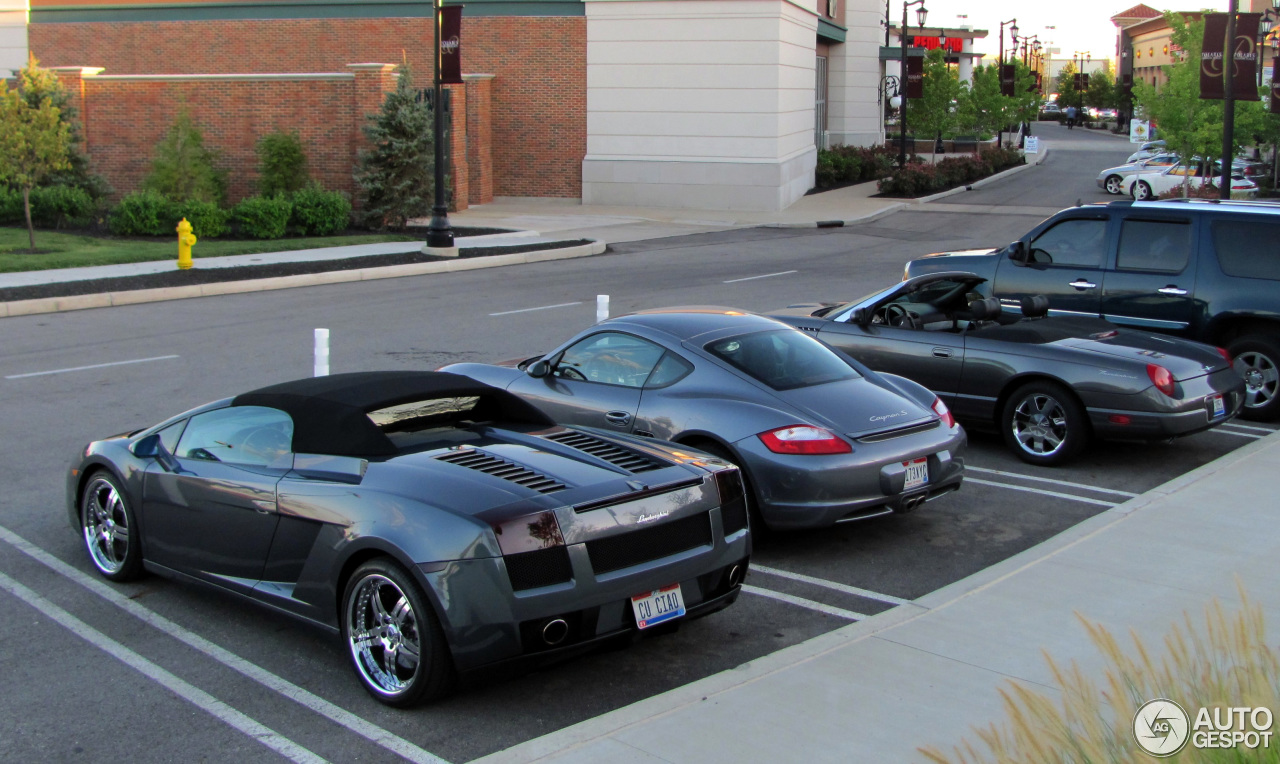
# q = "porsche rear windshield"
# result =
<box><xmin>705</xmin><ymin>330</ymin><xmax>858</xmax><ymax>390</ymax></box>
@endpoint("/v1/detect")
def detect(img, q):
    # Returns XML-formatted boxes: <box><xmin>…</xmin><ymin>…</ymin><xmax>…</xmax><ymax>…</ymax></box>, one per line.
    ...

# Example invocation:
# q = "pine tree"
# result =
<box><xmin>356</xmin><ymin>68</ymin><xmax>435</xmax><ymax>230</ymax></box>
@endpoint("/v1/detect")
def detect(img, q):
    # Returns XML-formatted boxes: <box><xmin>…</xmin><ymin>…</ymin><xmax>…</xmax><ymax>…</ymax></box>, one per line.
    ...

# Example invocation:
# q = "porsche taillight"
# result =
<box><xmin>758</xmin><ymin>425</ymin><xmax>852</xmax><ymax>455</ymax></box>
<box><xmin>931</xmin><ymin>397</ymin><xmax>956</xmax><ymax>429</ymax></box>
<box><xmin>1147</xmin><ymin>364</ymin><xmax>1176</xmax><ymax>397</ymax></box>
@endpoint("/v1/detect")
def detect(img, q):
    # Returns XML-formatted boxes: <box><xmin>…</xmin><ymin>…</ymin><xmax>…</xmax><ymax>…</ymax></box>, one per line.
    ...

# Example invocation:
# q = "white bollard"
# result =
<box><xmin>314</xmin><ymin>328</ymin><xmax>330</xmax><ymax>377</ymax></box>
<box><xmin>596</xmin><ymin>295</ymin><xmax>609</xmax><ymax>324</ymax></box>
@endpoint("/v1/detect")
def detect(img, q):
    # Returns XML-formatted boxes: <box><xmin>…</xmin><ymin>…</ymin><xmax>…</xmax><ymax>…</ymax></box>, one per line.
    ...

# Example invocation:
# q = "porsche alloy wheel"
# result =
<box><xmin>1132</xmin><ymin>181</ymin><xmax>1153</xmax><ymax>201</ymax></box>
<box><xmin>81</xmin><ymin>473</ymin><xmax>142</xmax><ymax>581</ymax></box>
<box><xmin>1002</xmin><ymin>382</ymin><xmax>1087</xmax><ymax>466</ymax></box>
<box><xmin>343</xmin><ymin>559</ymin><xmax>453</xmax><ymax>706</ymax></box>
<box><xmin>1105</xmin><ymin>175</ymin><xmax>1123</xmax><ymax>194</ymax></box>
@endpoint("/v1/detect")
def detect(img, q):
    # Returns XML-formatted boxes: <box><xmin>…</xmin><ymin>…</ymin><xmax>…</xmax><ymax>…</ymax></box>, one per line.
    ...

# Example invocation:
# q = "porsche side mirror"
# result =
<box><xmin>851</xmin><ymin>307</ymin><xmax>870</xmax><ymax>326</ymax></box>
<box><xmin>527</xmin><ymin>359</ymin><xmax>551</xmax><ymax>378</ymax></box>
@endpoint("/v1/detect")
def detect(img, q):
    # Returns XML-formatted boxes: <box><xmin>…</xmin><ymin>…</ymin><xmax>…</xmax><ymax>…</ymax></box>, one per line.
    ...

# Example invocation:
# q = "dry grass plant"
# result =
<box><xmin>921</xmin><ymin>585</ymin><xmax>1280</xmax><ymax>763</ymax></box>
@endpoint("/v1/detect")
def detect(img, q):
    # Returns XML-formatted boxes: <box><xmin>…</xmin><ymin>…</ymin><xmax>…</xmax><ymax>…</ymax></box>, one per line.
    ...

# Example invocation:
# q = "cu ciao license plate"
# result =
<box><xmin>631</xmin><ymin>583</ymin><xmax>686</xmax><ymax>629</ymax></box>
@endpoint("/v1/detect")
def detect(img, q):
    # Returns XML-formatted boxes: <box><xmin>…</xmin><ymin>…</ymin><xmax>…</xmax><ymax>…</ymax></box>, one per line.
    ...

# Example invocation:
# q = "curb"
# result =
<box><xmin>916</xmin><ymin>146</ymin><xmax>1051</xmax><ymax>204</ymax></box>
<box><xmin>475</xmin><ymin>429</ymin><xmax>1280</xmax><ymax>764</ymax></box>
<box><xmin>760</xmin><ymin>200</ymin><xmax>910</xmax><ymax>229</ymax></box>
<box><xmin>0</xmin><ymin>240</ymin><xmax>606</xmax><ymax>318</ymax></box>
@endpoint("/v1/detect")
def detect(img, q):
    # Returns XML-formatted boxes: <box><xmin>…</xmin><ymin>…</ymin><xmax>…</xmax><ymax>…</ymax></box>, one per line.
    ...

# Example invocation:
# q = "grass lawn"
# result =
<box><xmin>0</xmin><ymin>227</ymin><xmax>421</xmax><ymax>273</ymax></box>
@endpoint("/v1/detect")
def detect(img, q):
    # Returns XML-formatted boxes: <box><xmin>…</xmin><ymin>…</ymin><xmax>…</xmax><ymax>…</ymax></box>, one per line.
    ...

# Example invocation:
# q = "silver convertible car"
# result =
<box><xmin>445</xmin><ymin>309</ymin><xmax>966</xmax><ymax>530</ymax></box>
<box><xmin>69</xmin><ymin>371</ymin><xmax>750</xmax><ymax>706</ymax></box>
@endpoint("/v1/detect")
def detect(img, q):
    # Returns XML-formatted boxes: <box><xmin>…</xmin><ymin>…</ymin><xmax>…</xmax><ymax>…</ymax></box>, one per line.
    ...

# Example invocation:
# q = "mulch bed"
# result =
<box><xmin>0</xmin><ymin>239</ymin><xmax>595</xmax><ymax>303</ymax></box>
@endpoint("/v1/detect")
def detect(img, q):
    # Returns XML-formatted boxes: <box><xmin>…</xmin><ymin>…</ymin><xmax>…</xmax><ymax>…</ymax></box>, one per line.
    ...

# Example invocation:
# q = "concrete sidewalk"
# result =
<box><xmin>477</xmin><ymin>431</ymin><xmax>1280</xmax><ymax>763</ymax></box>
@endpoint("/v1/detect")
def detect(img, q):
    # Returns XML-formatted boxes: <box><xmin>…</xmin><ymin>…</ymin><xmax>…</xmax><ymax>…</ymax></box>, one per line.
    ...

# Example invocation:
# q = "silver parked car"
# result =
<box><xmin>445</xmin><ymin>309</ymin><xmax>966</xmax><ymax>530</ymax></box>
<box><xmin>1097</xmin><ymin>153</ymin><xmax>1179</xmax><ymax>194</ymax></box>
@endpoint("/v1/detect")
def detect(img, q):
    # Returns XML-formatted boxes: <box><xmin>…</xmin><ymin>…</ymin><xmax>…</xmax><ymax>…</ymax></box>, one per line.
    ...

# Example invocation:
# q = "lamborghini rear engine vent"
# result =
<box><xmin>436</xmin><ymin>449</ymin><xmax>566</xmax><ymax>493</ymax></box>
<box><xmin>543</xmin><ymin>430</ymin><xmax>664</xmax><ymax>473</ymax></box>
<box><xmin>797</xmin><ymin>325</ymin><xmax>820</xmax><ymax>333</ymax></box>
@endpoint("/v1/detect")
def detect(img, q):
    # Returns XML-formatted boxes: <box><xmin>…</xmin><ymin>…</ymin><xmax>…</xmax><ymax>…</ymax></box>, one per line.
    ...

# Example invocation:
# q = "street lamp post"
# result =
<box><xmin>898</xmin><ymin>0</ymin><xmax>928</xmax><ymax>169</ymax></box>
<box><xmin>426</xmin><ymin>0</ymin><xmax>454</xmax><ymax>249</ymax></box>
<box><xmin>997</xmin><ymin>18</ymin><xmax>1018</xmax><ymax>148</ymax></box>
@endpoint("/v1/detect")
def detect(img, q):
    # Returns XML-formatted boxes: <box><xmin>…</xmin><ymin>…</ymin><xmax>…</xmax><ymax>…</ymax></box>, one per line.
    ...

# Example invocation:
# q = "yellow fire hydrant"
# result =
<box><xmin>177</xmin><ymin>218</ymin><xmax>197</xmax><ymax>270</ymax></box>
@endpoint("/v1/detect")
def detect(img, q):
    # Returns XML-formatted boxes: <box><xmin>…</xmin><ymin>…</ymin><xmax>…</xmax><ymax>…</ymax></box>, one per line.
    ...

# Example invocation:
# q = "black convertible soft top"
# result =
<box><xmin>232</xmin><ymin>371</ymin><xmax>553</xmax><ymax>457</ymax></box>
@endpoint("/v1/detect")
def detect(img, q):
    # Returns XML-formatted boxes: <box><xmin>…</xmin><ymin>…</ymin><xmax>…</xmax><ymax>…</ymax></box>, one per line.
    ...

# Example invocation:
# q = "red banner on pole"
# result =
<box><xmin>906</xmin><ymin>56</ymin><xmax>924</xmax><ymax>99</ymax></box>
<box><xmin>439</xmin><ymin>5</ymin><xmax>463</xmax><ymax>85</ymax></box>
<box><xmin>1201</xmin><ymin>13</ymin><xmax>1260</xmax><ymax>100</ymax></box>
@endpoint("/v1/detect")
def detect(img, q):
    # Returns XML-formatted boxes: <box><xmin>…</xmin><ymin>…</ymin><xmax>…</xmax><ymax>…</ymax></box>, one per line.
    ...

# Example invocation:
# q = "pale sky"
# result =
<box><xmin>911</xmin><ymin>0</ymin><xmax>1232</xmax><ymax>66</ymax></box>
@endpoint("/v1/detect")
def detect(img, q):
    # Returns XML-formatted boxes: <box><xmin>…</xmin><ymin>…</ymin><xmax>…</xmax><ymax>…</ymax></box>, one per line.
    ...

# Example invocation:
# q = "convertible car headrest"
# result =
<box><xmin>968</xmin><ymin>297</ymin><xmax>1002</xmax><ymax>321</ymax></box>
<box><xmin>1020</xmin><ymin>294</ymin><xmax>1050</xmax><ymax>319</ymax></box>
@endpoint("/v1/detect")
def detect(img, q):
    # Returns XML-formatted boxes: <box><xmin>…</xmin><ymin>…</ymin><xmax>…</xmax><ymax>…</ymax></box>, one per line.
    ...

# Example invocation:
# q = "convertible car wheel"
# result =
<box><xmin>1229</xmin><ymin>335</ymin><xmax>1280</xmax><ymax>421</ymax></box>
<box><xmin>81</xmin><ymin>472</ymin><xmax>142</xmax><ymax>581</ymax></box>
<box><xmin>1001</xmin><ymin>382</ymin><xmax>1087</xmax><ymax>466</ymax></box>
<box><xmin>1105</xmin><ymin>175</ymin><xmax>1123</xmax><ymax>194</ymax></box>
<box><xmin>343</xmin><ymin>559</ymin><xmax>454</xmax><ymax>707</ymax></box>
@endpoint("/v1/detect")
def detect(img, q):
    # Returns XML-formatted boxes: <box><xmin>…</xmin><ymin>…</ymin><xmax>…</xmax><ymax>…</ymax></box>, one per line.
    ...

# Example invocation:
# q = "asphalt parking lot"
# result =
<box><xmin>3</xmin><ymin>123</ymin><xmax>1272</xmax><ymax>763</ymax></box>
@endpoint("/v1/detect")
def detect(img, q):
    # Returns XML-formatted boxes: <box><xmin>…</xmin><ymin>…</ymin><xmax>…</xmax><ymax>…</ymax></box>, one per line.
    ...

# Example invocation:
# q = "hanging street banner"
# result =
<box><xmin>1000</xmin><ymin>64</ymin><xmax>1016</xmax><ymax>96</ymax></box>
<box><xmin>440</xmin><ymin>5</ymin><xmax>463</xmax><ymax>85</ymax></box>
<box><xmin>1200</xmin><ymin>12</ymin><xmax>1260</xmax><ymax>100</ymax></box>
<box><xmin>1273</xmin><ymin>59</ymin><xmax>1280</xmax><ymax>113</ymax></box>
<box><xmin>906</xmin><ymin>56</ymin><xmax>924</xmax><ymax>99</ymax></box>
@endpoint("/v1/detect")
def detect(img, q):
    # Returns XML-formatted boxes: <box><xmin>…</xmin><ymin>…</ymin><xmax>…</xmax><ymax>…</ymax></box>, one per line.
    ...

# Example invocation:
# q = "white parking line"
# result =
<box><xmin>488</xmin><ymin>301</ymin><xmax>581</xmax><ymax>316</ymax></box>
<box><xmin>0</xmin><ymin>569</ymin><xmax>327</xmax><ymax>764</ymax></box>
<box><xmin>4</xmin><ymin>355</ymin><xmax>180</xmax><ymax>380</ymax></box>
<box><xmin>741</xmin><ymin>584</ymin><xmax>866</xmax><ymax>620</ymax></box>
<box><xmin>1210</xmin><ymin>428</ymin><xmax>1264</xmax><ymax>439</ymax></box>
<box><xmin>722</xmin><ymin>270</ymin><xmax>798</xmax><ymax>284</ymax></box>
<box><xmin>964</xmin><ymin>477</ymin><xmax>1118</xmax><ymax>507</ymax></box>
<box><xmin>966</xmin><ymin>466</ymin><xmax>1139</xmax><ymax>497</ymax></box>
<box><xmin>0</xmin><ymin>526</ymin><xmax>449</xmax><ymax>764</ymax></box>
<box><xmin>749</xmin><ymin>564</ymin><xmax>913</xmax><ymax>607</ymax></box>
<box><xmin>1216</xmin><ymin>422</ymin><xmax>1276</xmax><ymax>433</ymax></box>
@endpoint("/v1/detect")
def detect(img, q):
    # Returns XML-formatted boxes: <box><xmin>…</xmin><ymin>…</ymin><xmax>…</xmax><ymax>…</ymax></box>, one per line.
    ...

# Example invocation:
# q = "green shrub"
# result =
<box><xmin>257</xmin><ymin>132</ymin><xmax>310</xmax><ymax>196</ymax></box>
<box><xmin>0</xmin><ymin>187</ymin><xmax>22</xmax><ymax>225</ymax></box>
<box><xmin>171</xmin><ymin>198</ymin><xmax>230</xmax><ymax>238</ymax></box>
<box><xmin>815</xmin><ymin>154</ymin><xmax>839</xmax><ymax>187</ymax></box>
<box><xmin>877</xmin><ymin>163</ymin><xmax>942</xmax><ymax>197</ymax></box>
<box><xmin>290</xmin><ymin>186</ymin><xmax>351</xmax><ymax>236</ymax></box>
<box><xmin>29</xmin><ymin>185</ymin><xmax>95</xmax><ymax>228</ymax></box>
<box><xmin>143</xmin><ymin>111</ymin><xmax>227</xmax><ymax>204</ymax></box>
<box><xmin>234</xmin><ymin>195</ymin><xmax>292</xmax><ymax>239</ymax></box>
<box><xmin>108</xmin><ymin>190</ymin><xmax>173</xmax><ymax>236</ymax></box>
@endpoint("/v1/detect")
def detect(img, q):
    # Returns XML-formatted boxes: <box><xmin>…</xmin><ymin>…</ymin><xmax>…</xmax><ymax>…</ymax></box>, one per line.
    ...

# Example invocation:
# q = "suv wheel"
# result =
<box><xmin>1228</xmin><ymin>335</ymin><xmax>1280</xmax><ymax>421</ymax></box>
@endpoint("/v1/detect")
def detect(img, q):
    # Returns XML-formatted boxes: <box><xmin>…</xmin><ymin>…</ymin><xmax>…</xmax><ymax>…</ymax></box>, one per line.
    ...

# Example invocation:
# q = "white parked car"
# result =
<box><xmin>1120</xmin><ymin>163</ymin><xmax>1258</xmax><ymax>200</ymax></box>
<box><xmin>1126</xmin><ymin>140</ymin><xmax>1167</xmax><ymax>163</ymax></box>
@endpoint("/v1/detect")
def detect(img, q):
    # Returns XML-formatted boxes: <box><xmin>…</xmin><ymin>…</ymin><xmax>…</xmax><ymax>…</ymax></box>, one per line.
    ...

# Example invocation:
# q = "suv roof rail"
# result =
<box><xmin>1152</xmin><ymin>198</ymin><xmax>1280</xmax><ymax>209</ymax></box>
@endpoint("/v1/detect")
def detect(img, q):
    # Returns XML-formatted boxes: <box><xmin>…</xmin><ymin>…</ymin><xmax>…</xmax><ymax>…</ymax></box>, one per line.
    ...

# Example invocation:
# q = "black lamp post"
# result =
<box><xmin>898</xmin><ymin>0</ymin><xmax>928</xmax><ymax>168</ymax></box>
<box><xmin>426</xmin><ymin>0</ymin><xmax>454</xmax><ymax>249</ymax></box>
<box><xmin>997</xmin><ymin>18</ymin><xmax>1018</xmax><ymax>148</ymax></box>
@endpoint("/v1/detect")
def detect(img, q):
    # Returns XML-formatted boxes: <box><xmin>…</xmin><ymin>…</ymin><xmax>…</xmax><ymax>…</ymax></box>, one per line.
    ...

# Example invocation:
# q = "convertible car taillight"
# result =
<box><xmin>1147</xmin><ymin>364</ymin><xmax>1176</xmax><ymax>397</ymax></box>
<box><xmin>758</xmin><ymin>425</ymin><xmax>852</xmax><ymax>455</ymax></box>
<box><xmin>931</xmin><ymin>397</ymin><xmax>956</xmax><ymax>429</ymax></box>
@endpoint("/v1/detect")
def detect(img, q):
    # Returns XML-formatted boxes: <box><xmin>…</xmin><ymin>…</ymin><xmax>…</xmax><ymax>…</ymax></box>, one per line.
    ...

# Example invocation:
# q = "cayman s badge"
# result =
<box><xmin>870</xmin><ymin>409</ymin><xmax>909</xmax><ymax>423</ymax></box>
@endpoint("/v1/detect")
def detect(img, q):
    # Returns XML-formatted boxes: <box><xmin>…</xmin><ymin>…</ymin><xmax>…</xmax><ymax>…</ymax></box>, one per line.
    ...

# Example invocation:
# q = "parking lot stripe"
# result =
<box><xmin>1215</xmin><ymin>422</ymin><xmax>1276</xmax><ymax>433</ymax></box>
<box><xmin>0</xmin><ymin>526</ymin><xmax>450</xmax><ymax>764</ymax></box>
<box><xmin>964</xmin><ymin>478</ymin><xmax>1118</xmax><ymax>507</ymax></box>
<box><xmin>488</xmin><ymin>301</ymin><xmax>581</xmax><ymax>316</ymax></box>
<box><xmin>722</xmin><ymin>270</ymin><xmax>798</xmax><ymax>284</ymax></box>
<box><xmin>966</xmin><ymin>466</ymin><xmax>1140</xmax><ymax>497</ymax></box>
<box><xmin>741</xmin><ymin>584</ymin><xmax>867</xmax><ymax>620</ymax></box>
<box><xmin>0</xmin><ymin>570</ymin><xmax>328</xmax><ymax>764</ymax></box>
<box><xmin>4</xmin><ymin>355</ymin><xmax>180</xmax><ymax>380</ymax></box>
<box><xmin>749</xmin><ymin>564</ymin><xmax>913</xmax><ymax>606</ymax></box>
<box><xmin>1210</xmin><ymin>428</ymin><xmax>1264</xmax><ymax>439</ymax></box>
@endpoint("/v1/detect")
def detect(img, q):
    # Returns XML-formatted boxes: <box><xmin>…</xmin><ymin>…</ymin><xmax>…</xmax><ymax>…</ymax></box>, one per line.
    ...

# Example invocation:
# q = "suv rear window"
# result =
<box><xmin>706</xmin><ymin>330</ymin><xmax>858</xmax><ymax>390</ymax></box>
<box><xmin>1212</xmin><ymin>220</ymin><xmax>1280</xmax><ymax>281</ymax></box>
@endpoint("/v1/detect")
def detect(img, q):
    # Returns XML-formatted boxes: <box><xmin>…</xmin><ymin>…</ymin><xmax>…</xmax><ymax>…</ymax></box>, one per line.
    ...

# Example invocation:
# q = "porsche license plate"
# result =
<box><xmin>904</xmin><ymin>457</ymin><xmax>929</xmax><ymax>490</ymax></box>
<box><xmin>631</xmin><ymin>584</ymin><xmax>685</xmax><ymax>629</ymax></box>
<box><xmin>1209</xmin><ymin>394</ymin><xmax>1226</xmax><ymax>420</ymax></box>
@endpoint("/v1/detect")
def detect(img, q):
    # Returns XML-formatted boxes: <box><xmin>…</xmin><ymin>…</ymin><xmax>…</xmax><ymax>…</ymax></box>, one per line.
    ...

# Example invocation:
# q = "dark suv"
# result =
<box><xmin>904</xmin><ymin>199</ymin><xmax>1280</xmax><ymax>420</ymax></box>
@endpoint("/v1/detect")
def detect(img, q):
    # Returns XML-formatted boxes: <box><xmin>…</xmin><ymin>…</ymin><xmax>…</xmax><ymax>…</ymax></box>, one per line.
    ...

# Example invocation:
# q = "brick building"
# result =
<box><xmin>28</xmin><ymin>0</ymin><xmax>902</xmax><ymax>212</ymax></box>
